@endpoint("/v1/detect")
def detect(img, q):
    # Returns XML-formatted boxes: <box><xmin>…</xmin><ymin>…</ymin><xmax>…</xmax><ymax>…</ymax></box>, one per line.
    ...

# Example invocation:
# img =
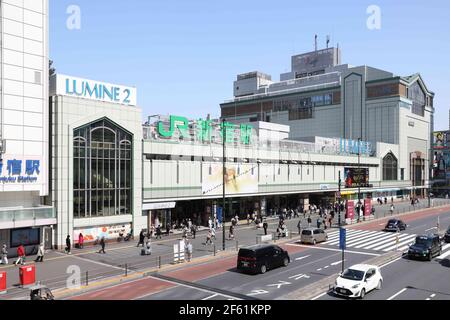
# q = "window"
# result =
<box><xmin>383</xmin><ymin>153</ymin><xmax>398</xmax><ymax>181</ymax></box>
<box><xmin>408</xmin><ymin>82</ymin><xmax>426</xmax><ymax>116</ymax></box>
<box><xmin>73</xmin><ymin>119</ymin><xmax>132</xmax><ymax>219</ymax></box>
<box><xmin>400</xmin><ymin>168</ymin><xmax>405</xmax><ymax>181</ymax></box>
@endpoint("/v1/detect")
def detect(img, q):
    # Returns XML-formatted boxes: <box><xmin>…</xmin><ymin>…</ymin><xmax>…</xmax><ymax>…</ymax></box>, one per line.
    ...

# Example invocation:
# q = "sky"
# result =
<box><xmin>50</xmin><ymin>0</ymin><xmax>450</xmax><ymax>130</ymax></box>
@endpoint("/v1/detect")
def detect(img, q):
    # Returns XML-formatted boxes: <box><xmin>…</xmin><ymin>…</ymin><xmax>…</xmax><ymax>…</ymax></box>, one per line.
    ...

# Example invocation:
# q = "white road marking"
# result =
<box><xmin>379</xmin><ymin>256</ymin><xmax>403</xmax><ymax>268</ymax></box>
<box><xmin>387</xmin><ymin>288</ymin><xmax>407</xmax><ymax>300</ymax></box>
<box><xmin>311</xmin><ymin>292</ymin><xmax>328</xmax><ymax>300</ymax></box>
<box><xmin>295</xmin><ymin>255</ymin><xmax>311</xmax><ymax>261</ymax></box>
<box><xmin>54</xmin><ymin>251</ymin><xmax>126</xmax><ymax>271</ymax></box>
<box><xmin>317</xmin><ymin>268</ymin><xmax>322</xmax><ymax>271</ymax></box>
<box><xmin>267</xmin><ymin>281</ymin><xmax>292</xmax><ymax>289</ymax></box>
<box><xmin>381</xmin><ymin>234</ymin><xmax>418</xmax><ymax>251</ymax></box>
<box><xmin>331</xmin><ymin>260</ymin><xmax>344</xmax><ymax>266</ymax></box>
<box><xmin>369</xmin><ymin>234</ymin><xmax>416</xmax><ymax>251</ymax></box>
<box><xmin>288</xmin><ymin>274</ymin><xmax>310</xmax><ymax>280</ymax></box>
<box><xmin>285</xmin><ymin>243</ymin><xmax>381</xmax><ymax>256</ymax></box>
<box><xmin>324</xmin><ymin>266</ymin><xmax>329</xmax><ymax>269</ymax></box>
<box><xmin>202</xmin><ymin>293</ymin><xmax>219</xmax><ymax>300</ymax></box>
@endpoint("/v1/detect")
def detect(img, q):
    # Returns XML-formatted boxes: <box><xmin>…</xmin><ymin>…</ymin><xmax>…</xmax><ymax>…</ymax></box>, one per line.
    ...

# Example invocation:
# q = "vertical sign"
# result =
<box><xmin>339</xmin><ymin>228</ymin><xmax>347</xmax><ymax>250</ymax></box>
<box><xmin>346</xmin><ymin>201</ymin><xmax>355</xmax><ymax>220</ymax></box>
<box><xmin>364</xmin><ymin>199</ymin><xmax>372</xmax><ymax>217</ymax></box>
<box><xmin>217</xmin><ymin>207</ymin><xmax>223</xmax><ymax>224</ymax></box>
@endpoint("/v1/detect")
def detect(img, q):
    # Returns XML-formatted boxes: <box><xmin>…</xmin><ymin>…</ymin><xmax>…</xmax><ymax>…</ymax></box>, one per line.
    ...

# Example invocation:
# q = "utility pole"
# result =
<box><xmin>338</xmin><ymin>171</ymin><xmax>342</xmax><ymax>227</ymax></box>
<box><xmin>222</xmin><ymin>118</ymin><xmax>226</xmax><ymax>251</ymax></box>
<box><xmin>358</xmin><ymin>138</ymin><xmax>361</xmax><ymax>222</ymax></box>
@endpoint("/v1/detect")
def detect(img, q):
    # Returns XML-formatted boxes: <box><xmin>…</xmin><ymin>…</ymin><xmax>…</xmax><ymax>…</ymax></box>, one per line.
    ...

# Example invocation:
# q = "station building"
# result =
<box><xmin>220</xmin><ymin>47</ymin><xmax>435</xmax><ymax>199</ymax></box>
<box><xmin>0</xmin><ymin>0</ymin><xmax>53</xmax><ymax>251</ymax></box>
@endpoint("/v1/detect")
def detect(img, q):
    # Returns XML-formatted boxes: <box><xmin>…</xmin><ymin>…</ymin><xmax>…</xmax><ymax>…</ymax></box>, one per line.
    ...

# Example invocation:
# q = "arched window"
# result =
<box><xmin>73</xmin><ymin>119</ymin><xmax>133</xmax><ymax>219</ymax></box>
<box><xmin>383</xmin><ymin>153</ymin><xmax>398</xmax><ymax>181</ymax></box>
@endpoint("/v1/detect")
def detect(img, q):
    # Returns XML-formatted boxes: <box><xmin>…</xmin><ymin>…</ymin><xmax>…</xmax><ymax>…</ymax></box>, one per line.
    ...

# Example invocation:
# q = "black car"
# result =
<box><xmin>445</xmin><ymin>226</ymin><xmax>450</xmax><ymax>243</ymax></box>
<box><xmin>237</xmin><ymin>244</ymin><xmax>290</xmax><ymax>274</ymax></box>
<box><xmin>408</xmin><ymin>234</ymin><xmax>442</xmax><ymax>261</ymax></box>
<box><xmin>384</xmin><ymin>219</ymin><xmax>407</xmax><ymax>232</ymax></box>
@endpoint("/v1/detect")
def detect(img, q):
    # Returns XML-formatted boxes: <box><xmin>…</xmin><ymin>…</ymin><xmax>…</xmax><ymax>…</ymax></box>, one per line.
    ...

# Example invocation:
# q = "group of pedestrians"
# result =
<box><xmin>0</xmin><ymin>242</ymin><xmax>46</xmax><ymax>266</ymax></box>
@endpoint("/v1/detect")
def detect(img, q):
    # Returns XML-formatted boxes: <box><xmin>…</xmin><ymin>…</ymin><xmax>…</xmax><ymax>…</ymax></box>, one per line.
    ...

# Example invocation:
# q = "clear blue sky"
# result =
<box><xmin>50</xmin><ymin>0</ymin><xmax>450</xmax><ymax>130</ymax></box>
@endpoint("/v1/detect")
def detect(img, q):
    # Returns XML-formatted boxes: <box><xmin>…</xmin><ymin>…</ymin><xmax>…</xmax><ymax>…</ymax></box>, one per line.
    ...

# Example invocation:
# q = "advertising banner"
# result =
<box><xmin>364</xmin><ymin>199</ymin><xmax>372</xmax><ymax>217</ymax></box>
<box><xmin>432</xmin><ymin>131</ymin><xmax>449</xmax><ymax>149</ymax></box>
<box><xmin>202</xmin><ymin>163</ymin><xmax>258</xmax><ymax>196</ymax></box>
<box><xmin>344</xmin><ymin>167</ymin><xmax>370</xmax><ymax>188</ymax></box>
<box><xmin>74</xmin><ymin>223</ymin><xmax>131</xmax><ymax>242</ymax></box>
<box><xmin>346</xmin><ymin>201</ymin><xmax>355</xmax><ymax>220</ymax></box>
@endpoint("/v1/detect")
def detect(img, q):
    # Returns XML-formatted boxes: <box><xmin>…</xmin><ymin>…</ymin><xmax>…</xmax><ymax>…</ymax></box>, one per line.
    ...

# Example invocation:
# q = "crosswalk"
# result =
<box><xmin>324</xmin><ymin>229</ymin><xmax>450</xmax><ymax>256</ymax></box>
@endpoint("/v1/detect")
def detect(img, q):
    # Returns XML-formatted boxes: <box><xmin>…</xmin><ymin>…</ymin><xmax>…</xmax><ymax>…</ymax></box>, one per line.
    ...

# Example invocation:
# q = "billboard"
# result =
<box><xmin>202</xmin><ymin>163</ymin><xmax>258</xmax><ymax>196</ymax></box>
<box><xmin>74</xmin><ymin>223</ymin><xmax>132</xmax><ymax>243</ymax></box>
<box><xmin>344</xmin><ymin>168</ymin><xmax>370</xmax><ymax>188</ymax></box>
<box><xmin>432</xmin><ymin>131</ymin><xmax>449</xmax><ymax>149</ymax></box>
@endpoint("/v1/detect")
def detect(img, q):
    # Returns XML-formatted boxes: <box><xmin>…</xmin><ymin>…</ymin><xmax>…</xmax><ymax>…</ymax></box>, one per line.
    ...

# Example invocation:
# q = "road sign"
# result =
<box><xmin>339</xmin><ymin>228</ymin><xmax>346</xmax><ymax>250</ymax></box>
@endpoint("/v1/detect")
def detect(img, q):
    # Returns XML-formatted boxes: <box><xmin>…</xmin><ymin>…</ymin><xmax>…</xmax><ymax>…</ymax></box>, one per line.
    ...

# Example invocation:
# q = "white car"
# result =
<box><xmin>333</xmin><ymin>264</ymin><xmax>383</xmax><ymax>299</ymax></box>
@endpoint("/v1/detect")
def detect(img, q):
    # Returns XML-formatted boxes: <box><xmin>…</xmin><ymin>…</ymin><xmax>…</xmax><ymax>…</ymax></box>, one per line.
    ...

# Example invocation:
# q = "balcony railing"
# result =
<box><xmin>0</xmin><ymin>206</ymin><xmax>55</xmax><ymax>224</ymax></box>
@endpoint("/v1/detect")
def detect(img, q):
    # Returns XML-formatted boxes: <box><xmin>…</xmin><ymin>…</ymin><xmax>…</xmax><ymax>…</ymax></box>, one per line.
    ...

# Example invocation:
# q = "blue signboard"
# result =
<box><xmin>217</xmin><ymin>207</ymin><xmax>223</xmax><ymax>223</ymax></box>
<box><xmin>339</xmin><ymin>228</ymin><xmax>346</xmax><ymax>250</ymax></box>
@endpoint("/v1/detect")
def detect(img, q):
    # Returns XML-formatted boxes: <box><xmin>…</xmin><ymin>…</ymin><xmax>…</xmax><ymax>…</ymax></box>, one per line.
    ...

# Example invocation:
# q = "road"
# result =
<box><xmin>68</xmin><ymin>202</ymin><xmax>450</xmax><ymax>300</ymax></box>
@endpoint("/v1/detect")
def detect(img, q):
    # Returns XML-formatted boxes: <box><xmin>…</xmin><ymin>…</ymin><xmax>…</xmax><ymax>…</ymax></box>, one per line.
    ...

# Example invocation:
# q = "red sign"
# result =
<box><xmin>364</xmin><ymin>199</ymin><xmax>372</xmax><ymax>217</ymax></box>
<box><xmin>0</xmin><ymin>272</ymin><xmax>6</xmax><ymax>293</ymax></box>
<box><xmin>19</xmin><ymin>265</ymin><xmax>36</xmax><ymax>287</ymax></box>
<box><xmin>346</xmin><ymin>201</ymin><xmax>355</xmax><ymax>219</ymax></box>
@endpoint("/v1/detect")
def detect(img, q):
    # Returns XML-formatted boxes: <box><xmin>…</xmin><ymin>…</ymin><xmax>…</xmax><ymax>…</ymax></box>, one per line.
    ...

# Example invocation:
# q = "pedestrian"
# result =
<box><xmin>390</xmin><ymin>204</ymin><xmax>395</xmax><ymax>215</ymax></box>
<box><xmin>263</xmin><ymin>220</ymin><xmax>268</xmax><ymax>235</ymax></box>
<box><xmin>78</xmin><ymin>233</ymin><xmax>84</xmax><ymax>249</ymax></box>
<box><xmin>99</xmin><ymin>237</ymin><xmax>106</xmax><ymax>254</ymax></box>
<box><xmin>205</xmin><ymin>230</ymin><xmax>213</xmax><ymax>245</ymax></box>
<box><xmin>185</xmin><ymin>240</ymin><xmax>193</xmax><ymax>262</ymax></box>
<box><xmin>391</xmin><ymin>197</ymin><xmax>394</xmax><ymax>204</ymax></box>
<box><xmin>208</xmin><ymin>218</ymin><xmax>213</xmax><ymax>229</ymax></box>
<box><xmin>229</xmin><ymin>225</ymin><xmax>235</xmax><ymax>240</ymax></box>
<box><xmin>35</xmin><ymin>243</ymin><xmax>45</xmax><ymax>262</ymax></box>
<box><xmin>1</xmin><ymin>244</ymin><xmax>8</xmax><ymax>265</ymax></box>
<box><xmin>307</xmin><ymin>215</ymin><xmax>312</xmax><ymax>227</ymax></box>
<box><xmin>156</xmin><ymin>225</ymin><xmax>162</xmax><ymax>239</ymax></box>
<box><xmin>137</xmin><ymin>229</ymin><xmax>145</xmax><ymax>247</ymax></box>
<box><xmin>142</xmin><ymin>238</ymin><xmax>152</xmax><ymax>255</ymax></box>
<box><xmin>191</xmin><ymin>224</ymin><xmax>197</xmax><ymax>239</ymax></box>
<box><xmin>65</xmin><ymin>235</ymin><xmax>71</xmax><ymax>254</ymax></box>
<box><xmin>297</xmin><ymin>219</ymin><xmax>302</xmax><ymax>236</ymax></box>
<box><xmin>182</xmin><ymin>226</ymin><xmax>188</xmax><ymax>239</ymax></box>
<box><xmin>316</xmin><ymin>218</ymin><xmax>321</xmax><ymax>229</ymax></box>
<box><xmin>328</xmin><ymin>215</ymin><xmax>333</xmax><ymax>228</ymax></box>
<box><xmin>166</xmin><ymin>223</ymin><xmax>170</xmax><ymax>235</ymax></box>
<box><xmin>14</xmin><ymin>244</ymin><xmax>25</xmax><ymax>266</ymax></box>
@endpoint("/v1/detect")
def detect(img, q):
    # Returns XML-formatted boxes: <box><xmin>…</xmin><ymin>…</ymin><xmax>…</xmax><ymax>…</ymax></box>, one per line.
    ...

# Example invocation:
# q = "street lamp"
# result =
<box><xmin>221</xmin><ymin>118</ymin><xmax>226</xmax><ymax>251</ymax></box>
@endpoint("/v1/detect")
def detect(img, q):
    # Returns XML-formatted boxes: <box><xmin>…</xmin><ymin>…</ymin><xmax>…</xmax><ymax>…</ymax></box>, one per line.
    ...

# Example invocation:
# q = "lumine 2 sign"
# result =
<box><xmin>53</xmin><ymin>74</ymin><xmax>137</xmax><ymax>106</ymax></box>
<box><xmin>157</xmin><ymin>115</ymin><xmax>254</xmax><ymax>145</ymax></box>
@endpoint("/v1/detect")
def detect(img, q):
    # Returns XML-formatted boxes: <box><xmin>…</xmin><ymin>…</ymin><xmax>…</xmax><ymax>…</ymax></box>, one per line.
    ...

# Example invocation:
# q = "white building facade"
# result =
<box><xmin>49</xmin><ymin>74</ymin><xmax>145</xmax><ymax>248</ymax></box>
<box><xmin>0</xmin><ymin>0</ymin><xmax>53</xmax><ymax>251</ymax></box>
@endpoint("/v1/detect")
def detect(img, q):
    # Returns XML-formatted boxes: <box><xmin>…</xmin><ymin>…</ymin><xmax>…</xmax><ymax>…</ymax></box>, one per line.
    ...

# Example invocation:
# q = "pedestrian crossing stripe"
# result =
<box><xmin>323</xmin><ymin>229</ymin><xmax>420</xmax><ymax>252</ymax></box>
<box><xmin>437</xmin><ymin>244</ymin><xmax>450</xmax><ymax>260</ymax></box>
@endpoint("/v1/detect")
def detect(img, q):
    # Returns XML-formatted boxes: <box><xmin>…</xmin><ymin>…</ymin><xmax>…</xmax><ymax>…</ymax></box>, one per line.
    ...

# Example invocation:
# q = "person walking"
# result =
<box><xmin>99</xmin><ymin>237</ymin><xmax>106</xmax><ymax>254</ymax></box>
<box><xmin>35</xmin><ymin>243</ymin><xmax>45</xmax><ymax>262</ymax></box>
<box><xmin>297</xmin><ymin>219</ymin><xmax>302</xmax><ymax>236</ymax></box>
<box><xmin>143</xmin><ymin>238</ymin><xmax>152</xmax><ymax>255</ymax></box>
<box><xmin>65</xmin><ymin>235</ymin><xmax>71</xmax><ymax>254</ymax></box>
<box><xmin>137</xmin><ymin>230</ymin><xmax>145</xmax><ymax>247</ymax></box>
<box><xmin>1</xmin><ymin>244</ymin><xmax>8</xmax><ymax>265</ymax></box>
<box><xmin>316</xmin><ymin>218</ymin><xmax>321</xmax><ymax>229</ymax></box>
<box><xmin>247</xmin><ymin>213</ymin><xmax>250</xmax><ymax>225</ymax></box>
<box><xmin>263</xmin><ymin>220</ymin><xmax>268</xmax><ymax>235</ymax></box>
<box><xmin>156</xmin><ymin>225</ymin><xmax>162</xmax><ymax>240</ymax></box>
<box><xmin>14</xmin><ymin>244</ymin><xmax>25</xmax><ymax>266</ymax></box>
<box><xmin>78</xmin><ymin>233</ymin><xmax>84</xmax><ymax>249</ymax></box>
<box><xmin>390</xmin><ymin>204</ymin><xmax>395</xmax><ymax>215</ymax></box>
<box><xmin>205</xmin><ymin>230</ymin><xmax>213</xmax><ymax>245</ymax></box>
<box><xmin>307</xmin><ymin>215</ymin><xmax>312</xmax><ymax>227</ymax></box>
<box><xmin>229</xmin><ymin>224</ymin><xmax>235</xmax><ymax>240</ymax></box>
<box><xmin>185</xmin><ymin>240</ymin><xmax>193</xmax><ymax>262</ymax></box>
<box><xmin>191</xmin><ymin>224</ymin><xmax>197</xmax><ymax>239</ymax></box>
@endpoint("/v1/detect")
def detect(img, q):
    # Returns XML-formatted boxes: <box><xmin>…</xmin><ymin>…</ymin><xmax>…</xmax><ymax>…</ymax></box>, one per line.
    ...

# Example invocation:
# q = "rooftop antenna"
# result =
<box><xmin>315</xmin><ymin>35</ymin><xmax>318</xmax><ymax>51</ymax></box>
<box><xmin>326</xmin><ymin>35</ymin><xmax>330</xmax><ymax>49</ymax></box>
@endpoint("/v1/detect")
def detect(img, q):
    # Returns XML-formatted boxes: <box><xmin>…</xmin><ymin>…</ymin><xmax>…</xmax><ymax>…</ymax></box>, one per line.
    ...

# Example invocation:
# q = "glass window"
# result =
<box><xmin>383</xmin><ymin>153</ymin><xmax>398</xmax><ymax>181</ymax></box>
<box><xmin>73</xmin><ymin>119</ymin><xmax>132</xmax><ymax>219</ymax></box>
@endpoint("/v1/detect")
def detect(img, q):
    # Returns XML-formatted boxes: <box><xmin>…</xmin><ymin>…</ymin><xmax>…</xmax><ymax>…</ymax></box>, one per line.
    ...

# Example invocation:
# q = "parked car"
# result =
<box><xmin>237</xmin><ymin>244</ymin><xmax>290</xmax><ymax>274</ymax></box>
<box><xmin>445</xmin><ymin>226</ymin><xmax>450</xmax><ymax>243</ymax></box>
<box><xmin>334</xmin><ymin>264</ymin><xmax>383</xmax><ymax>299</ymax></box>
<box><xmin>301</xmin><ymin>228</ymin><xmax>328</xmax><ymax>245</ymax></box>
<box><xmin>384</xmin><ymin>219</ymin><xmax>407</xmax><ymax>232</ymax></box>
<box><xmin>408</xmin><ymin>234</ymin><xmax>442</xmax><ymax>261</ymax></box>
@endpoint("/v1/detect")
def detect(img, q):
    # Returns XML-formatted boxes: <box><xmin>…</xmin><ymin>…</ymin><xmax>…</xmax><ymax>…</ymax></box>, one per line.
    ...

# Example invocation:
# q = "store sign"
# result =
<box><xmin>156</xmin><ymin>115</ymin><xmax>254</xmax><ymax>145</ymax></box>
<box><xmin>143</xmin><ymin>202</ymin><xmax>176</xmax><ymax>210</ymax></box>
<box><xmin>55</xmin><ymin>74</ymin><xmax>137</xmax><ymax>106</ymax></box>
<box><xmin>339</xmin><ymin>138</ymin><xmax>372</xmax><ymax>156</ymax></box>
<box><xmin>0</xmin><ymin>156</ymin><xmax>41</xmax><ymax>184</ymax></box>
<box><xmin>202</xmin><ymin>163</ymin><xmax>258</xmax><ymax>196</ymax></box>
